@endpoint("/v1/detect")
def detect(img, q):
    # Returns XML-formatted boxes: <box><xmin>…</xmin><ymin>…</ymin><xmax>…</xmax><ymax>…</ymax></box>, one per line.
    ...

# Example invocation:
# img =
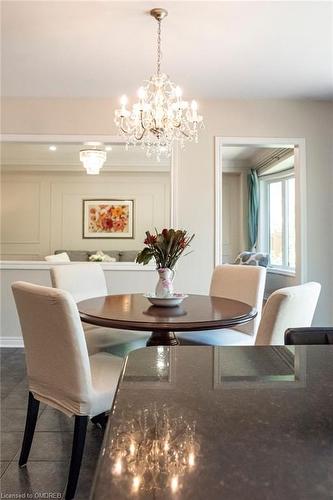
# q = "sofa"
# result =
<box><xmin>55</xmin><ymin>249</ymin><xmax>139</xmax><ymax>262</ymax></box>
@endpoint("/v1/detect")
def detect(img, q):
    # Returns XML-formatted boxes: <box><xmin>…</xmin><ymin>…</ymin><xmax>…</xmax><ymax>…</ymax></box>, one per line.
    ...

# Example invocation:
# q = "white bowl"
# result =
<box><xmin>143</xmin><ymin>293</ymin><xmax>188</xmax><ymax>307</ymax></box>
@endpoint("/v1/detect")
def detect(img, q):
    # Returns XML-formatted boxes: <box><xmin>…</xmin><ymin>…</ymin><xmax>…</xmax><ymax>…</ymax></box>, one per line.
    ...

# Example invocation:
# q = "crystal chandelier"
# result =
<box><xmin>109</xmin><ymin>404</ymin><xmax>199</xmax><ymax>494</ymax></box>
<box><xmin>79</xmin><ymin>143</ymin><xmax>107</xmax><ymax>175</ymax></box>
<box><xmin>114</xmin><ymin>8</ymin><xmax>203</xmax><ymax>160</ymax></box>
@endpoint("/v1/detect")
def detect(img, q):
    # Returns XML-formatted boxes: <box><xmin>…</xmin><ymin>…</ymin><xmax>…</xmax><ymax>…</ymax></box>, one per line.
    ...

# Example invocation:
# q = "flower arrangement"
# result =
<box><xmin>89</xmin><ymin>251</ymin><xmax>116</xmax><ymax>262</ymax></box>
<box><xmin>136</xmin><ymin>228</ymin><xmax>195</xmax><ymax>269</ymax></box>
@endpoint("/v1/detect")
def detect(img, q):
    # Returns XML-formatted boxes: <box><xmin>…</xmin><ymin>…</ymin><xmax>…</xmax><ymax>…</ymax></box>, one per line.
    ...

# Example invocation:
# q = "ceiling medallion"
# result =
<box><xmin>114</xmin><ymin>8</ymin><xmax>203</xmax><ymax>160</ymax></box>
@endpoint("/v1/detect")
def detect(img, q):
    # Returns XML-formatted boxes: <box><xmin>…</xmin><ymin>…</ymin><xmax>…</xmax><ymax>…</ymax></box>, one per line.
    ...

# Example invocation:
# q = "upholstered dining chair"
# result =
<box><xmin>180</xmin><ymin>280</ymin><xmax>321</xmax><ymax>346</ymax></box>
<box><xmin>284</xmin><ymin>327</ymin><xmax>333</xmax><ymax>345</ymax></box>
<box><xmin>45</xmin><ymin>252</ymin><xmax>70</xmax><ymax>262</ymax></box>
<box><xmin>179</xmin><ymin>264</ymin><xmax>267</xmax><ymax>345</ymax></box>
<box><xmin>12</xmin><ymin>281</ymin><xmax>123</xmax><ymax>500</ymax></box>
<box><xmin>50</xmin><ymin>263</ymin><xmax>147</xmax><ymax>355</ymax></box>
<box><xmin>255</xmin><ymin>282</ymin><xmax>321</xmax><ymax>345</ymax></box>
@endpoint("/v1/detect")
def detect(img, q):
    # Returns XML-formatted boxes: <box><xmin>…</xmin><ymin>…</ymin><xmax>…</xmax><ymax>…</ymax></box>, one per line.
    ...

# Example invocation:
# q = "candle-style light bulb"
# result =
<box><xmin>191</xmin><ymin>100</ymin><xmax>198</xmax><ymax>111</ymax></box>
<box><xmin>191</xmin><ymin>100</ymin><xmax>198</xmax><ymax>122</ymax></box>
<box><xmin>175</xmin><ymin>86</ymin><xmax>182</xmax><ymax>98</ymax></box>
<box><xmin>120</xmin><ymin>94</ymin><xmax>128</xmax><ymax>107</ymax></box>
<box><xmin>132</xmin><ymin>475</ymin><xmax>141</xmax><ymax>493</ymax></box>
<box><xmin>129</xmin><ymin>441</ymin><xmax>136</xmax><ymax>456</ymax></box>
<box><xmin>138</xmin><ymin>87</ymin><xmax>145</xmax><ymax>100</ymax></box>
<box><xmin>188</xmin><ymin>451</ymin><xmax>195</xmax><ymax>467</ymax></box>
<box><xmin>171</xmin><ymin>475</ymin><xmax>179</xmax><ymax>493</ymax></box>
<box><xmin>112</xmin><ymin>458</ymin><xmax>122</xmax><ymax>476</ymax></box>
<box><xmin>119</xmin><ymin>95</ymin><xmax>128</xmax><ymax>118</ymax></box>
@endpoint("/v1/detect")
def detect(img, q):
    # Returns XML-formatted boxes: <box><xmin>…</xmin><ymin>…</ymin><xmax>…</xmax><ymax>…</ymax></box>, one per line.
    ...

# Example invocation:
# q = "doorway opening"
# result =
<box><xmin>215</xmin><ymin>137</ymin><xmax>307</xmax><ymax>291</ymax></box>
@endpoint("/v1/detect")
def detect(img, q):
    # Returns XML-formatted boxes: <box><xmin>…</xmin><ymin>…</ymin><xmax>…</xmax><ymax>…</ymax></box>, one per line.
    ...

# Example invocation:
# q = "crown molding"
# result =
<box><xmin>0</xmin><ymin>163</ymin><xmax>170</xmax><ymax>173</ymax></box>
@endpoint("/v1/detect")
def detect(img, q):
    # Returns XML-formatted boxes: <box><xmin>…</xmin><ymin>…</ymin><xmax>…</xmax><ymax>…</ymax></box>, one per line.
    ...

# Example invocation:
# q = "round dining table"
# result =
<box><xmin>78</xmin><ymin>293</ymin><xmax>257</xmax><ymax>346</ymax></box>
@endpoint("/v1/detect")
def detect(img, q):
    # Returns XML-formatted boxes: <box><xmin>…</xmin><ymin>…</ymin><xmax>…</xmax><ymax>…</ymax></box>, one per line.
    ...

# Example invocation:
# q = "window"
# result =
<box><xmin>260</xmin><ymin>174</ymin><xmax>295</xmax><ymax>272</ymax></box>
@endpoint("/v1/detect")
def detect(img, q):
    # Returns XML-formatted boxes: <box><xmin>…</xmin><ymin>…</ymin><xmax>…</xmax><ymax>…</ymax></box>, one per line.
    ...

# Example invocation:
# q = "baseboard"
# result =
<box><xmin>0</xmin><ymin>337</ymin><xmax>24</xmax><ymax>348</ymax></box>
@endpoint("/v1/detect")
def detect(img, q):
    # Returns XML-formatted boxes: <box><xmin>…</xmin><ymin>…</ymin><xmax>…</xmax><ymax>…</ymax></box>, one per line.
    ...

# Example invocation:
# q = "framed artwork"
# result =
<box><xmin>82</xmin><ymin>199</ymin><xmax>134</xmax><ymax>239</ymax></box>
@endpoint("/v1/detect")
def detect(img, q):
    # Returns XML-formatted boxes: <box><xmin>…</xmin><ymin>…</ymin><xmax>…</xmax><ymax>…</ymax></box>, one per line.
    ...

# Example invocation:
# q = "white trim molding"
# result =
<box><xmin>170</xmin><ymin>144</ymin><xmax>180</xmax><ymax>228</ymax></box>
<box><xmin>0</xmin><ymin>261</ymin><xmax>156</xmax><ymax>271</ymax></box>
<box><xmin>0</xmin><ymin>337</ymin><xmax>24</xmax><ymax>348</ymax></box>
<box><xmin>215</xmin><ymin>136</ymin><xmax>307</xmax><ymax>284</ymax></box>
<box><xmin>0</xmin><ymin>134</ymin><xmax>127</xmax><ymax>144</ymax></box>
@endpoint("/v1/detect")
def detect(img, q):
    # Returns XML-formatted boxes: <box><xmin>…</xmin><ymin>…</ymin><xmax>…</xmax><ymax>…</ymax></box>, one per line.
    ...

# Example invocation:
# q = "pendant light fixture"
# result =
<box><xmin>114</xmin><ymin>8</ymin><xmax>203</xmax><ymax>160</ymax></box>
<box><xmin>80</xmin><ymin>143</ymin><xmax>107</xmax><ymax>175</ymax></box>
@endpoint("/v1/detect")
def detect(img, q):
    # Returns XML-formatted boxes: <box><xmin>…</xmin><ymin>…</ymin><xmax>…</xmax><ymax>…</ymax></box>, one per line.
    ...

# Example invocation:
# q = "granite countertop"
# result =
<box><xmin>91</xmin><ymin>346</ymin><xmax>333</xmax><ymax>500</ymax></box>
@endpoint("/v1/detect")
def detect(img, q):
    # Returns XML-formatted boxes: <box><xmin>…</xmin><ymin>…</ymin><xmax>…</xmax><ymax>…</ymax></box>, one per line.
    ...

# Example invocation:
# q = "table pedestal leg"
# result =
<box><xmin>146</xmin><ymin>330</ymin><xmax>179</xmax><ymax>346</ymax></box>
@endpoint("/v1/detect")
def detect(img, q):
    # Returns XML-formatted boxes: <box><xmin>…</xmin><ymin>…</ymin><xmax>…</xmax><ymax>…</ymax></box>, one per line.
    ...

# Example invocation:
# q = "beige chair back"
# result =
<box><xmin>210</xmin><ymin>264</ymin><xmax>267</xmax><ymax>336</ymax></box>
<box><xmin>256</xmin><ymin>282</ymin><xmax>321</xmax><ymax>345</ymax></box>
<box><xmin>50</xmin><ymin>263</ymin><xmax>107</xmax><ymax>303</ymax></box>
<box><xmin>12</xmin><ymin>281</ymin><xmax>93</xmax><ymax>415</ymax></box>
<box><xmin>45</xmin><ymin>252</ymin><xmax>70</xmax><ymax>263</ymax></box>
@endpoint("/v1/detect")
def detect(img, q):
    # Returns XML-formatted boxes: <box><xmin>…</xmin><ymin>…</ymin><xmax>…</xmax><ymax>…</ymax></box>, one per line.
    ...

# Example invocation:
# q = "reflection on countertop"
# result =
<box><xmin>108</xmin><ymin>403</ymin><xmax>199</xmax><ymax>496</ymax></box>
<box><xmin>92</xmin><ymin>346</ymin><xmax>333</xmax><ymax>500</ymax></box>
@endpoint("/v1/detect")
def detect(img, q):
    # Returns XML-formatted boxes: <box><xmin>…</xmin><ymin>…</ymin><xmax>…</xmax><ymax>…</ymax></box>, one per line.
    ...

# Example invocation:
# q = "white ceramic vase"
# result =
<box><xmin>155</xmin><ymin>268</ymin><xmax>175</xmax><ymax>298</ymax></box>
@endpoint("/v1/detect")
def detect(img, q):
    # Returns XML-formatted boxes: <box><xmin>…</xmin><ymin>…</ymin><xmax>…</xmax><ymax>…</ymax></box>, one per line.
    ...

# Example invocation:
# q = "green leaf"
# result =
<box><xmin>136</xmin><ymin>247</ymin><xmax>154</xmax><ymax>265</ymax></box>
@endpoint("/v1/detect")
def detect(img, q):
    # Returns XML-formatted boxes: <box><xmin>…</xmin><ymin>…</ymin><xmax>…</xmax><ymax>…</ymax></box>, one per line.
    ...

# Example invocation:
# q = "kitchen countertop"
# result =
<box><xmin>91</xmin><ymin>345</ymin><xmax>333</xmax><ymax>500</ymax></box>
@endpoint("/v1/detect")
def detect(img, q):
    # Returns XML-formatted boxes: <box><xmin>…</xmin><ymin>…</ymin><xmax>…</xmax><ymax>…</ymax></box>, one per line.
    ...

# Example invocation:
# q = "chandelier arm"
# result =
<box><xmin>134</xmin><ymin>128</ymin><xmax>147</xmax><ymax>141</ymax></box>
<box><xmin>151</xmin><ymin>128</ymin><xmax>160</xmax><ymax>135</ymax></box>
<box><xmin>173</xmin><ymin>121</ymin><xmax>182</xmax><ymax>129</ymax></box>
<box><xmin>120</xmin><ymin>124</ymin><xmax>130</xmax><ymax>135</ymax></box>
<box><xmin>119</xmin><ymin>117</ymin><xmax>132</xmax><ymax>135</ymax></box>
<box><xmin>179</xmin><ymin>129</ymin><xmax>190</xmax><ymax>138</ymax></box>
<box><xmin>140</xmin><ymin>111</ymin><xmax>148</xmax><ymax>132</ymax></box>
<box><xmin>151</xmin><ymin>116</ymin><xmax>157</xmax><ymax>130</ymax></box>
<box><xmin>173</xmin><ymin>121</ymin><xmax>190</xmax><ymax>136</ymax></box>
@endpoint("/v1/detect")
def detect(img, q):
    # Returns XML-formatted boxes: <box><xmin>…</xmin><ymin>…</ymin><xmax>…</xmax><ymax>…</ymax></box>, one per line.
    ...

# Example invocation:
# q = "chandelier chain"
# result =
<box><xmin>157</xmin><ymin>19</ymin><xmax>161</xmax><ymax>75</ymax></box>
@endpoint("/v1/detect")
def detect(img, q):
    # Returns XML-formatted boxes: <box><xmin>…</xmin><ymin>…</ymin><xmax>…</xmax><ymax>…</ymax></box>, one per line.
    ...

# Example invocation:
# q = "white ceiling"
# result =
<box><xmin>222</xmin><ymin>146</ymin><xmax>273</xmax><ymax>162</ymax></box>
<box><xmin>1</xmin><ymin>1</ymin><xmax>332</xmax><ymax>99</ymax></box>
<box><xmin>222</xmin><ymin>145</ymin><xmax>294</xmax><ymax>169</ymax></box>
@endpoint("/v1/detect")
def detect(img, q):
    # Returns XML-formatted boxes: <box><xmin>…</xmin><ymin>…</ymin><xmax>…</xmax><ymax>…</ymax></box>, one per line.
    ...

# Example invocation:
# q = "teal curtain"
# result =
<box><xmin>248</xmin><ymin>169</ymin><xmax>259</xmax><ymax>251</ymax></box>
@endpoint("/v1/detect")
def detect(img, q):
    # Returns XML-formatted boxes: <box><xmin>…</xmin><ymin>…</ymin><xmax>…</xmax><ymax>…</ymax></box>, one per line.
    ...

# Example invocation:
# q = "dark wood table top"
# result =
<box><xmin>78</xmin><ymin>293</ymin><xmax>257</xmax><ymax>332</ymax></box>
<box><xmin>91</xmin><ymin>345</ymin><xmax>333</xmax><ymax>500</ymax></box>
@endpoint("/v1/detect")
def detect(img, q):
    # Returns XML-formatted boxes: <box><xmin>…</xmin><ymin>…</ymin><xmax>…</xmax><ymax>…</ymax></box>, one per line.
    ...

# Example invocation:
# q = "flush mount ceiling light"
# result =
<box><xmin>79</xmin><ymin>142</ymin><xmax>107</xmax><ymax>175</ymax></box>
<box><xmin>114</xmin><ymin>8</ymin><xmax>203</xmax><ymax>160</ymax></box>
<box><xmin>49</xmin><ymin>145</ymin><xmax>57</xmax><ymax>151</ymax></box>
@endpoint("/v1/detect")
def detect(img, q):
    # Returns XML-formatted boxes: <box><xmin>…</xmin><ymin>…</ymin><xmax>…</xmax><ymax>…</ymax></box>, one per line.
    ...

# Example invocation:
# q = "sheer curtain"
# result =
<box><xmin>248</xmin><ymin>169</ymin><xmax>259</xmax><ymax>251</ymax></box>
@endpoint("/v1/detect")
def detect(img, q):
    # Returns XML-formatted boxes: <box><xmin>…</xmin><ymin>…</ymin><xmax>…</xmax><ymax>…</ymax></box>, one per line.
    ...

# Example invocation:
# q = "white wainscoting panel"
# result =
<box><xmin>1</xmin><ymin>171</ymin><xmax>170</xmax><ymax>259</ymax></box>
<box><xmin>1</xmin><ymin>177</ymin><xmax>52</xmax><ymax>259</ymax></box>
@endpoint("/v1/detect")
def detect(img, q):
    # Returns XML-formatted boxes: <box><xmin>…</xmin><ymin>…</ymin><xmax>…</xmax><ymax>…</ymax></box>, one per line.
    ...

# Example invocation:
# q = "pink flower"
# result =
<box><xmin>113</xmin><ymin>219</ymin><xmax>125</xmax><ymax>231</ymax></box>
<box><xmin>102</xmin><ymin>217</ymin><xmax>113</xmax><ymax>230</ymax></box>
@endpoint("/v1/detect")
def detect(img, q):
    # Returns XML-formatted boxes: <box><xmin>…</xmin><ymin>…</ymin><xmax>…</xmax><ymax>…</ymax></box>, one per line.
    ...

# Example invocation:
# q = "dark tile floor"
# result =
<box><xmin>0</xmin><ymin>348</ymin><xmax>107</xmax><ymax>499</ymax></box>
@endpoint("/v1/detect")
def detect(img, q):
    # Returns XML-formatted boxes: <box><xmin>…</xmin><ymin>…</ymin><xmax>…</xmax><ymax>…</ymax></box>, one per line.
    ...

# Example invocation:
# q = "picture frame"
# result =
<box><xmin>82</xmin><ymin>199</ymin><xmax>134</xmax><ymax>239</ymax></box>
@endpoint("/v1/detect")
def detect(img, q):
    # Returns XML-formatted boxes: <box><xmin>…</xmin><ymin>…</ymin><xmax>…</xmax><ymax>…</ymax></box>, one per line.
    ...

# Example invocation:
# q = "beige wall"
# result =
<box><xmin>2</xmin><ymin>98</ymin><xmax>332</xmax><ymax>324</ymax></box>
<box><xmin>1</xmin><ymin>170</ymin><xmax>170</xmax><ymax>260</ymax></box>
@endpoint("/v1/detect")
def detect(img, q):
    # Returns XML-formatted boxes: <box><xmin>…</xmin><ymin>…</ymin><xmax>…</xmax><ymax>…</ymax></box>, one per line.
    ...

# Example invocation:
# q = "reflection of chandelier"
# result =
<box><xmin>114</xmin><ymin>8</ymin><xmax>203</xmax><ymax>161</ymax></box>
<box><xmin>110</xmin><ymin>405</ymin><xmax>199</xmax><ymax>494</ymax></box>
<box><xmin>79</xmin><ymin>143</ymin><xmax>107</xmax><ymax>175</ymax></box>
